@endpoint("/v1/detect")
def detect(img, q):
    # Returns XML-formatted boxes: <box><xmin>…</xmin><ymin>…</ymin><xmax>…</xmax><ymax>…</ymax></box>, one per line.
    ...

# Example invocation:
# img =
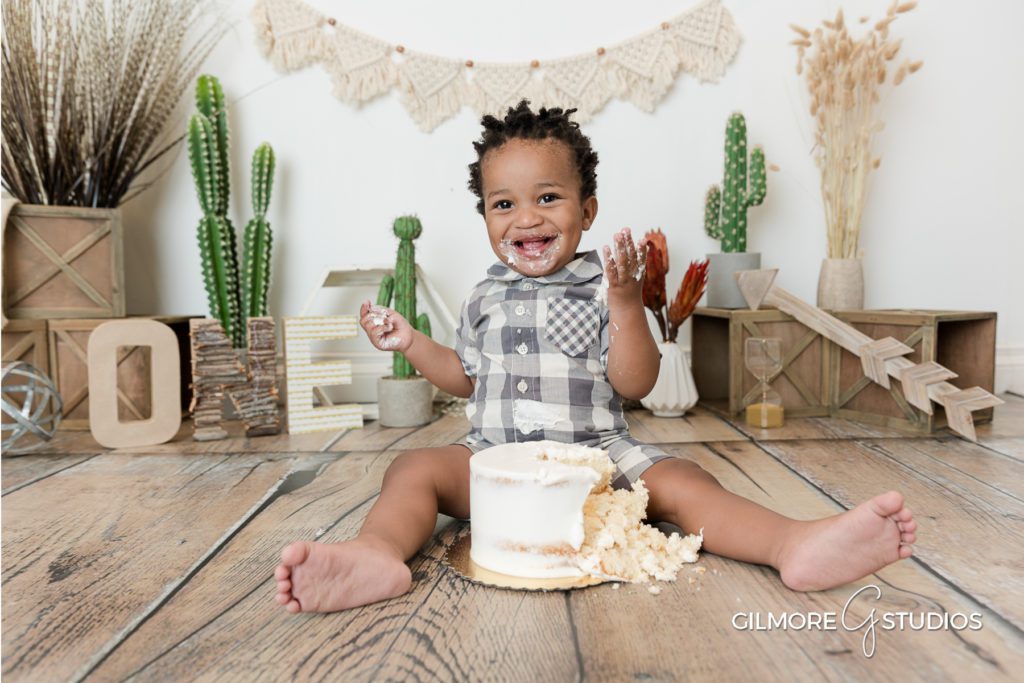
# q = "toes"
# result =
<box><xmin>901</xmin><ymin>531</ymin><xmax>916</xmax><ymax>544</ymax></box>
<box><xmin>870</xmin><ymin>490</ymin><xmax>905</xmax><ymax>518</ymax></box>
<box><xmin>894</xmin><ymin>506</ymin><xmax>913</xmax><ymax>523</ymax></box>
<box><xmin>277</xmin><ymin>578</ymin><xmax>291</xmax><ymax>593</ymax></box>
<box><xmin>286</xmin><ymin>598</ymin><xmax>302</xmax><ymax>613</ymax></box>
<box><xmin>274</xmin><ymin>564</ymin><xmax>290</xmax><ymax>580</ymax></box>
<box><xmin>898</xmin><ymin>544</ymin><xmax>914</xmax><ymax>559</ymax></box>
<box><xmin>281</xmin><ymin>540</ymin><xmax>312</xmax><ymax>567</ymax></box>
<box><xmin>275</xmin><ymin>591</ymin><xmax>290</xmax><ymax>605</ymax></box>
<box><xmin>902</xmin><ymin>519</ymin><xmax>918</xmax><ymax>533</ymax></box>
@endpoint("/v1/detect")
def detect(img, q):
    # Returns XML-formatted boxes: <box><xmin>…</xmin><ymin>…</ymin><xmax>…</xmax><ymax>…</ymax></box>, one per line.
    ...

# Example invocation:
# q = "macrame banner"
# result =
<box><xmin>250</xmin><ymin>0</ymin><xmax>742</xmax><ymax>131</ymax></box>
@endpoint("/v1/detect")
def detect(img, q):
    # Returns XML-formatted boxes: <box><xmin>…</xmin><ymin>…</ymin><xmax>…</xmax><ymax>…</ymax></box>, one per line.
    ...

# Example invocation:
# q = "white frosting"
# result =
<box><xmin>512</xmin><ymin>399</ymin><xmax>569</xmax><ymax>435</ymax></box>
<box><xmin>470</xmin><ymin>441</ymin><xmax>705</xmax><ymax>584</ymax></box>
<box><xmin>469</xmin><ymin>441</ymin><xmax>610</xmax><ymax>578</ymax></box>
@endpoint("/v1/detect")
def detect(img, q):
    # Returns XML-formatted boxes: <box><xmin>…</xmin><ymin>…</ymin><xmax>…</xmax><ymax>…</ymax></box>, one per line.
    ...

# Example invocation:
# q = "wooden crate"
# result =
<box><xmin>831</xmin><ymin>310</ymin><xmax>997</xmax><ymax>434</ymax></box>
<box><xmin>48</xmin><ymin>316</ymin><xmax>195</xmax><ymax>430</ymax></box>
<box><xmin>2</xmin><ymin>319</ymin><xmax>54</xmax><ymax>427</ymax></box>
<box><xmin>692</xmin><ymin>307</ymin><xmax>832</xmax><ymax>417</ymax></box>
<box><xmin>2</xmin><ymin>319</ymin><xmax>49</xmax><ymax>370</ymax></box>
<box><xmin>3</xmin><ymin>204</ymin><xmax>125</xmax><ymax>319</ymax></box>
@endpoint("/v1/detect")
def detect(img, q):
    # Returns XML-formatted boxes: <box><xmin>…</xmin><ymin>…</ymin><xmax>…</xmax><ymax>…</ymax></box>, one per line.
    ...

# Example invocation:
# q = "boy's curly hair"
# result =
<box><xmin>467</xmin><ymin>99</ymin><xmax>598</xmax><ymax>216</ymax></box>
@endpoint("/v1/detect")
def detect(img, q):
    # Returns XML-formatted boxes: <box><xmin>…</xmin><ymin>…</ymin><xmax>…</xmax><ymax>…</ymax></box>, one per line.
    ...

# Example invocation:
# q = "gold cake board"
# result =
<box><xmin>443</xmin><ymin>531</ymin><xmax>607</xmax><ymax>592</ymax></box>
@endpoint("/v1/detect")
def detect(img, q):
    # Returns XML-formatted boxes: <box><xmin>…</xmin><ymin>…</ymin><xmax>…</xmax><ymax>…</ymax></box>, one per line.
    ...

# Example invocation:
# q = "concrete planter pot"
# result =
<box><xmin>817</xmin><ymin>258</ymin><xmax>864</xmax><ymax>310</ymax></box>
<box><xmin>377</xmin><ymin>375</ymin><xmax>434</xmax><ymax>427</ymax></box>
<box><xmin>706</xmin><ymin>252</ymin><xmax>761</xmax><ymax>309</ymax></box>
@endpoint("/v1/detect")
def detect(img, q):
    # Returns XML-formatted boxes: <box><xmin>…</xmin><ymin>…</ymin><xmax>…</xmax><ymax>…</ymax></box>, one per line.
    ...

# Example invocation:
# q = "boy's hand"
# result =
<box><xmin>601</xmin><ymin>227</ymin><xmax>649</xmax><ymax>308</ymax></box>
<box><xmin>360</xmin><ymin>300</ymin><xmax>414</xmax><ymax>352</ymax></box>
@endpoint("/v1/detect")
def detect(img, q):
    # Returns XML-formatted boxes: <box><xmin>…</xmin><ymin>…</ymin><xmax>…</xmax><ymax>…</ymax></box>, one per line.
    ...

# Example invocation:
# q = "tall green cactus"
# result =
<box><xmin>242</xmin><ymin>144</ymin><xmax>275</xmax><ymax>318</ymax></box>
<box><xmin>377</xmin><ymin>216</ymin><xmax>432</xmax><ymax>379</ymax></box>
<box><xmin>704</xmin><ymin>112</ymin><xmax>766</xmax><ymax>253</ymax></box>
<box><xmin>187</xmin><ymin>74</ymin><xmax>276</xmax><ymax>347</ymax></box>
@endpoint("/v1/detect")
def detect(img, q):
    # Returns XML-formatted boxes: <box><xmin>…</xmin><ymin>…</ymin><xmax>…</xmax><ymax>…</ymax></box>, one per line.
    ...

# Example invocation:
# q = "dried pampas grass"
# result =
<box><xmin>1</xmin><ymin>0</ymin><xmax>226</xmax><ymax>208</ymax></box>
<box><xmin>791</xmin><ymin>2</ymin><xmax>923</xmax><ymax>258</ymax></box>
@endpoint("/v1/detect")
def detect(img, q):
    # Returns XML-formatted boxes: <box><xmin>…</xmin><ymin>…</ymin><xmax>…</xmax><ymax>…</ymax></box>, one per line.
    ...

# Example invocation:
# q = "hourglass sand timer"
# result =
<box><xmin>744</xmin><ymin>337</ymin><xmax>784</xmax><ymax>428</ymax></box>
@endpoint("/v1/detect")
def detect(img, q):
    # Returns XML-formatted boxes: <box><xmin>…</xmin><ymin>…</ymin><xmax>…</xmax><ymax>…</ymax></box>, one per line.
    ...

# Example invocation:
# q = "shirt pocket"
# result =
<box><xmin>545</xmin><ymin>298</ymin><xmax>600</xmax><ymax>357</ymax></box>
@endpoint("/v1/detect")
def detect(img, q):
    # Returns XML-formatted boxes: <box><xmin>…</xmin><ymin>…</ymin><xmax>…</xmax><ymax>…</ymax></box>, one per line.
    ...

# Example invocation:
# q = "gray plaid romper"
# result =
<box><xmin>453</xmin><ymin>249</ymin><xmax>672</xmax><ymax>489</ymax></box>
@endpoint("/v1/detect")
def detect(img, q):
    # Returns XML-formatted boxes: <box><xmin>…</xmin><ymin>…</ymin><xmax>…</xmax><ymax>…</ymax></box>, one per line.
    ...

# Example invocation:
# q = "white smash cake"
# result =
<box><xmin>469</xmin><ymin>440</ymin><xmax>704</xmax><ymax>583</ymax></box>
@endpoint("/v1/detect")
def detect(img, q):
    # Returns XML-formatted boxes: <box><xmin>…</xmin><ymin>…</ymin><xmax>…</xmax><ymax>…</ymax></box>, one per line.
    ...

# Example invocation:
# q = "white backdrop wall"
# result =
<box><xmin>122</xmin><ymin>0</ymin><xmax>1024</xmax><ymax>392</ymax></box>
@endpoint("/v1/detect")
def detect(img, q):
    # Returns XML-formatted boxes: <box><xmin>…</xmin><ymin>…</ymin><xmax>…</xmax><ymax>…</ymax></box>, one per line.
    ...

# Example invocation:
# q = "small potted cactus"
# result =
<box><xmin>188</xmin><ymin>74</ymin><xmax>277</xmax><ymax>347</ymax></box>
<box><xmin>704</xmin><ymin>111</ymin><xmax>767</xmax><ymax>309</ymax></box>
<box><xmin>376</xmin><ymin>216</ymin><xmax>434</xmax><ymax>427</ymax></box>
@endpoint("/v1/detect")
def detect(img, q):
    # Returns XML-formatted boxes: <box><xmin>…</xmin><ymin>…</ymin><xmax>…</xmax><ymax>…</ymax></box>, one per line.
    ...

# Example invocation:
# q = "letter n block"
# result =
<box><xmin>189</xmin><ymin>317</ymin><xmax>282</xmax><ymax>441</ymax></box>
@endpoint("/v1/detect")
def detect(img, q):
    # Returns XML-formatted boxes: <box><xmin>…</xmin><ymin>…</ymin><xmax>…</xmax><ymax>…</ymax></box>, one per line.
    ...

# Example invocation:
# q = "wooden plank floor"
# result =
<box><xmin>3</xmin><ymin>398</ymin><xmax>1023</xmax><ymax>682</ymax></box>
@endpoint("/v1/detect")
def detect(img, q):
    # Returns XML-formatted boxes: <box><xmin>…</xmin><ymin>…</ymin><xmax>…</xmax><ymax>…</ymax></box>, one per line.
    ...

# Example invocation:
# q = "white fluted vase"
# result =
<box><xmin>641</xmin><ymin>341</ymin><xmax>698</xmax><ymax>417</ymax></box>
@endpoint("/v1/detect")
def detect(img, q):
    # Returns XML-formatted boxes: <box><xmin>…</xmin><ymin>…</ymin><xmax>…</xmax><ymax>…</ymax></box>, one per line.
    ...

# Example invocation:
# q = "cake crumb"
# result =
<box><xmin>693</xmin><ymin>566</ymin><xmax>706</xmax><ymax>574</ymax></box>
<box><xmin>611</xmin><ymin>583</ymin><xmax>620</xmax><ymax>590</ymax></box>
<box><xmin>648</xmin><ymin>585</ymin><xmax>662</xmax><ymax>595</ymax></box>
<box><xmin>688</xmin><ymin>577</ymin><xmax>696</xmax><ymax>585</ymax></box>
<box><xmin>315</xmin><ymin>528</ymin><xmax>326</xmax><ymax>537</ymax></box>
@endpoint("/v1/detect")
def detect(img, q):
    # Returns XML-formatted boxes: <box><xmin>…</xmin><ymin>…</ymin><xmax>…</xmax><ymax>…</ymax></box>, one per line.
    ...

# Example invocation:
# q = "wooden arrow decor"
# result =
<box><xmin>735</xmin><ymin>269</ymin><xmax>1002</xmax><ymax>441</ymax></box>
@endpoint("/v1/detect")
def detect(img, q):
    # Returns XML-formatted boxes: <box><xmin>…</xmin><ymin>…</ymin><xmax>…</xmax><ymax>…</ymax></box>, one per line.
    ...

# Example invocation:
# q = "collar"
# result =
<box><xmin>486</xmin><ymin>249</ymin><xmax>604</xmax><ymax>285</ymax></box>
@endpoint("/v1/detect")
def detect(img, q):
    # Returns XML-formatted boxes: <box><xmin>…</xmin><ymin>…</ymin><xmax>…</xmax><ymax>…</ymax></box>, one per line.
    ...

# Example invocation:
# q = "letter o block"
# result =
<box><xmin>87</xmin><ymin>319</ymin><xmax>181</xmax><ymax>448</ymax></box>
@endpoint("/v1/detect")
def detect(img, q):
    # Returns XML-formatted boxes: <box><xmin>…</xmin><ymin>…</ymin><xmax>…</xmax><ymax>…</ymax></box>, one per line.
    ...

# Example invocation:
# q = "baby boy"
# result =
<box><xmin>274</xmin><ymin>101</ymin><xmax>917</xmax><ymax>613</ymax></box>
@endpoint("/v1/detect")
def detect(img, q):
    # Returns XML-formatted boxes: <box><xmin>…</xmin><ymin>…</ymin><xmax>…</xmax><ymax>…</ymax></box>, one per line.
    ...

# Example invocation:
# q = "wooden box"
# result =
<box><xmin>692</xmin><ymin>307</ymin><xmax>832</xmax><ymax>417</ymax></box>
<box><xmin>2</xmin><ymin>319</ymin><xmax>49</xmax><ymax>370</ymax></box>
<box><xmin>48</xmin><ymin>316</ymin><xmax>195</xmax><ymax>430</ymax></box>
<box><xmin>831</xmin><ymin>310</ymin><xmax>997</xmax><ymax>434</ymax></box>
<box><xmin>2</xmin><ymin>319</ymin><xmax>54</xmax><ymax>427</ymax></box>
<box><xmin>3</xmin><ymin>204</ymin><xmax>125</xmax><ymax>319</ymax></box>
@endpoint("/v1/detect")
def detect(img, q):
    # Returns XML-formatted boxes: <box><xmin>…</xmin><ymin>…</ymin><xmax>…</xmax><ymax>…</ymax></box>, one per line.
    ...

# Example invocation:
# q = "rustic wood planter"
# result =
<box><xmin>692</xmin><ymin>306</ymin><xmax>832</xmax><ymax>418</ymax></box>
<box><xmin>48</xmin><ymin>316</ymin><xmax>194</xmax><ymax>430</ymax></box>
<box><xmin>3</xmin><ymin>204</ymin><xmax>125</xmax><ymax>319</ymax></box>
<box><xmin>691</xmin><ymin>307</ymin><xmax>998</xmax><ymax>435</ymax></box>
<box><xmin>831</xmin><ymin>310</ymin><xmax>997</xmax><ymax>434</ymax></box>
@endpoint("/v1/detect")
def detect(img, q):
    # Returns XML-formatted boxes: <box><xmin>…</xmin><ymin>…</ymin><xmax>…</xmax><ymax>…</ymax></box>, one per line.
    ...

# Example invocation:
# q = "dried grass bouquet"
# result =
<box><xmin>640</xmin><ymin>229</ymin><xmax>709</xmax><ymax>343</ymax></box>
<box><xmin>791</xmin><ymin>2</ymin><xmax>922</xmax><ymax>258</ymax></box>
<box><xmin>1</xmin><ymin>0</ymin><xmax>225</xmax><ymax>208</ymax></box>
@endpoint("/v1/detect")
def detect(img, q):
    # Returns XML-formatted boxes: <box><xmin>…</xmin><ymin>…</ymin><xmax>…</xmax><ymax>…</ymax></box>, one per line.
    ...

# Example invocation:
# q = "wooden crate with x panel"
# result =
<box><xmin>690</xmin><ymin>307</ymin><xmax>997</xmax><ymax>434</ymax></box>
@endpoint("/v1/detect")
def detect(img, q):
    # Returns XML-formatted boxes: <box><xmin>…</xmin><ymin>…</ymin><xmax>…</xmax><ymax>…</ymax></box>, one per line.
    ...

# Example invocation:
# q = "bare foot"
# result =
<box><xmin>274</xmin><ymin>536</ymin><xmax>412</xmax><ymax>613</ymax></box>
<box><xmin>775</xmin><ymin>490</ymin><xmax>917</xmax><ymax>592</ymax></box>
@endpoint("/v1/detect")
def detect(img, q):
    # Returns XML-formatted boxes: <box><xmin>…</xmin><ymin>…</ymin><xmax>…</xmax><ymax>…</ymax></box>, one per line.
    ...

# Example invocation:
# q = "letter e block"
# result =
<box><xmin>283</xmin><ymin>316</ymin><xmax>363</xmax><ymax>434</ymax></box>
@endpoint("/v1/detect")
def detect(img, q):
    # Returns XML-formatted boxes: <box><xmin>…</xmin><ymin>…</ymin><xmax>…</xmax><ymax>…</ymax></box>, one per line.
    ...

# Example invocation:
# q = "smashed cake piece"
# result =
<box><xmin>469</xmin><ymin>440</ymin><xmax>703</xmax><ymax>585</ymax></box>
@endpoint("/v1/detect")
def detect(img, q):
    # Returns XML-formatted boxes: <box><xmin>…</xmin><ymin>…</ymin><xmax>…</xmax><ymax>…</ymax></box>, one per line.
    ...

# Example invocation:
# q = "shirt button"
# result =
<box><xmin>517</xmin><ymin>380</ymin><xmax>528</xmax><ymax>393</ymax></box>
<box><xmin>522</xmin><ymin>282</ymin><xmax>534</xmax><ymax>291</ymax></box>
<box><xmin>515</xmin><ymin>304</ymin><xmax>526</xmax><ymax>315</ymax></box>
<box><xmin>516</xmin><ymin>343</ymin><xmax>529</xmax><ymax>355</ymax></box>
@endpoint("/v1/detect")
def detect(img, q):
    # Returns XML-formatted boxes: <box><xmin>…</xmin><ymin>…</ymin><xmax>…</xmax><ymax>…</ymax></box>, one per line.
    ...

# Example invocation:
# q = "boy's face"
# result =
<box><xmin>480</xmin><ymin>138</ymin><xmax>598</xmax><ymax>277</ymax></box>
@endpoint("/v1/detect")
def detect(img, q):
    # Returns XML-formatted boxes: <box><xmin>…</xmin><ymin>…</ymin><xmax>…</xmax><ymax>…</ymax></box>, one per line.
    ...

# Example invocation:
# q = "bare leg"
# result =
<box><xmin>642</xmin><ymin>458</ymin><xmax>918</xmax><ymax>591</ymax></box>
<box><xmin>274</xmin><ymin>444</ymin><xmax>472</xmax><ymax>613</ymax></box>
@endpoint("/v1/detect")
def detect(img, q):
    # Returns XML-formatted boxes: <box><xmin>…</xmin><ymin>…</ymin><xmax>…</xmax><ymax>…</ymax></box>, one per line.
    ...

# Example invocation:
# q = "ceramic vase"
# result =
<box><xmin>816</xmin><ymin>257</ymin><xmax>864</xmax><ymax>310</ymax></box>
<box><xmin>377</xmin><ymin>375</ymin><xmax>434</xmax><ymax>427</ymax></box>
<box><xmin>706</xmin><ymin>252</ymin><xmax>761</xmax><ymax>309</ymax></box>
<box><xmin>641</xmin><ymin>341</ymin><xmax>698</xmax><ymax>417</ymax></box>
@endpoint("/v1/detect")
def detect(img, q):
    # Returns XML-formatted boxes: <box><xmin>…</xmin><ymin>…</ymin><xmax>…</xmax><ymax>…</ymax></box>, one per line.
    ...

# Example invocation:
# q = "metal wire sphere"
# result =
<box><xmin>1</xmin><ymin>361</ymin><xmax>64</xmax><ymax>455</ymax></box>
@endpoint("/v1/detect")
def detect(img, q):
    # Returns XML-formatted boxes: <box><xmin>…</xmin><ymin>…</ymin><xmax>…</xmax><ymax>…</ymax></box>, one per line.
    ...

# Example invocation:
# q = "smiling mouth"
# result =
<box><xmin>511</xmin><ymin>235</ymin><xmax>558</xmax><ymax>258</ymax></box>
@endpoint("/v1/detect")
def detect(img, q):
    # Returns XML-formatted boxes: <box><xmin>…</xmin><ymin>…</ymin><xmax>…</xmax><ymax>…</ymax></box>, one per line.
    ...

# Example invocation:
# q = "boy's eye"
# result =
<box><xmin>493</xmin><ymin>199</ymin><xmax>512</xmax><ymax>210</ymax></box>
<box><xmin>539</xmin><ymin>193</ymin><xmax>560</xmax><ymax>204</ymax></box>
